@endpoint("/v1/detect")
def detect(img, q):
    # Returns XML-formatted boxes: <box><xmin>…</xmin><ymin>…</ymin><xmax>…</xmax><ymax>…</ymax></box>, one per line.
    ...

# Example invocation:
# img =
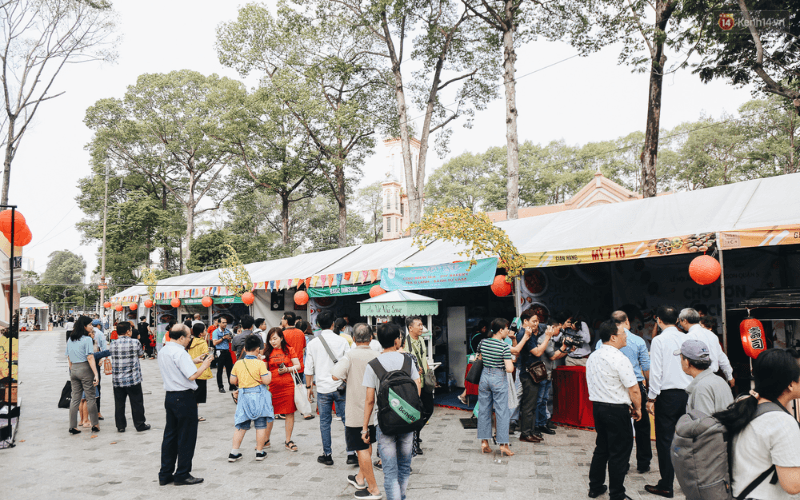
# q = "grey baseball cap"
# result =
<box><xmin>674</xmin><ymin>339</ymin><xmax>711</xmax><ymax>361</ymax></box>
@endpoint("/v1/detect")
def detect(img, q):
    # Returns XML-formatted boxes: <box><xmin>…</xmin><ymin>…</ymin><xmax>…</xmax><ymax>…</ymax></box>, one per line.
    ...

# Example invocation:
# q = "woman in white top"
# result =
<box><xmin>715</xmin><ymin>349</ymin><xmax>800</xmax><ymax>500</ymax></box>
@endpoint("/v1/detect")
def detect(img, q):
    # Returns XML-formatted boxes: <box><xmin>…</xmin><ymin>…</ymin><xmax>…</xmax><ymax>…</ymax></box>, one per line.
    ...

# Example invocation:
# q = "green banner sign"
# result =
<box><xmin>308</xmin><ymin>282</ymin><xmax>377</xmax><ymax>298</ymax></box>
<box><xmin>155</xmin><ymin>296</ymin><xmax>243</xmax><ymax>306</ymax></box>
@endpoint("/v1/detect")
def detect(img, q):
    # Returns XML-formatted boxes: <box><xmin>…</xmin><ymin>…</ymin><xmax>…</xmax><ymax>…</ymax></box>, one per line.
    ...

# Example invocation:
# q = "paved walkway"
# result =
<box><xmin>1</xmin><ymin>329</ymin><xmax>685</xmax><ymax>500</ymax></box>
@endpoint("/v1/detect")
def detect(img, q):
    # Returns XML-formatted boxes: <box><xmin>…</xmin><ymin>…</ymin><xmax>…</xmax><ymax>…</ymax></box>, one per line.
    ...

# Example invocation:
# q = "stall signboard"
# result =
<box><xmin>155</xmin><ymin>296</ymin><xmax>243</xmax><ymax>306</ymax></box>
<box><xmin>381</xmin><ymin>258</ymin><xmax>498</xmax><ymax>291</ymax></box>
<box><xmin>308</xmin><ymin>283</ymin><xmax>376</xmax><ymax>298</ymax></box>
<box><xmin>719</xmin><ymin>226</ymin><xmax>800</xmax><ymax>250</ymax></box>
<box><xmin>360</xmin><ymin>301</ymin><xmax>439</xmax><ymax>317</ymax></box>
<box><xmin>525</xmin><ymin>232</ymin><xmax>721</xmax><ymax>268</ymax></box>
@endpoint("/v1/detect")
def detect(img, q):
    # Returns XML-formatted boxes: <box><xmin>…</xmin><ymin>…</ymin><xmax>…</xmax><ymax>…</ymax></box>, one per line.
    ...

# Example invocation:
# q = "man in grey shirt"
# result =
<box><xmin>231</xmin><ymin>315</ymin><xmax>263</xmax><ymax>358</ymax></box>
<box><xmin>677</xmin><ymin>339</ymin><xmax>733</xmax><ymax>415</ymax></box>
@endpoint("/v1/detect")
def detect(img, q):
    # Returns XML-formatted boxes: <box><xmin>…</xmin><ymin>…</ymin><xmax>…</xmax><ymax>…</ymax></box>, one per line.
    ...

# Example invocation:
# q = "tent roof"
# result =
<box><xmin>358</xmin><ymin>290</ymin><xmax>439</xmax><ymax>317</ymax></box>
<box><xmin>359</xmin><ymin>290</ymin><xmax>440</xmax><ymax>304</ymax></box>
<box><xmin>19</xmin><ymin>296</ymin><xmax>48</xmax><ymax>309</ymax></box>
<box><xmin>111</xmin><ymin>285</ymin><xmax>148</xmax><ymax>301</ymax></box>
<box><xmin>314</xmin><ymin>239</ymin><xmax>421</xmax><ymax>276</ymax></box>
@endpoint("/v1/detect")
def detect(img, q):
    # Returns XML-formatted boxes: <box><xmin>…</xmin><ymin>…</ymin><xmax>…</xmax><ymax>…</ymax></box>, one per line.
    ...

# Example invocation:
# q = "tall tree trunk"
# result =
<box><xmin>280</xmin><ymin>194</ymin><xmax>290</xmax><ymax>246</ymax></box>
<box><xmin>185</xmin><ymin>202</ymin><xmax>195</xmax><ymax>275</ymax></box>
<box><xmin>502</xmin><ymin>13</ymin><xmax>520</xmax><ymax>220</ymax></box>
<box><xmin>2</xmin><ymin>118</ymin><xmax>15</xmax><ymax>205</ymax></box>
<box><xmin>336</xmin><ymin>164</ymin><xmax>347</xmax><ymax>247</ymax></box>
<box><xmin>641</xmin><ymin>1</ymin><xmax>673</xmax><ymax>198</ymax></box>
<box><xmin>381</xmin><ymin>12</ymin><xmax>420</xmax><ymax>227</ymax></box>
<box><xmin>161</xmin><ymin>185</ymin><xmax>169</xmax><ymax>271</ymax></box>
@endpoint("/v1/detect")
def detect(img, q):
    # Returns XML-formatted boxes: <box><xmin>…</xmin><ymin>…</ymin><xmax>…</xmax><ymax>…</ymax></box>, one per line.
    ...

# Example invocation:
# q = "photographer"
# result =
<box><xmin>213</xmin><ymin>317</ymin><xmax>235</xmax><ymax>394</ymax></box>
<box><xmin>516</xmin><ymin>309</ymin><xmax>553</xmax><ymax>443</ymax></box>
<box><xmin>536</xmin><ymin>322</ymin><xmax>574</xmax><ymax>435</ymax></box>
<box><xmin>552</xmin><ymin>310</ymin><xmax>592</xmax><ymax>366</ymax></box>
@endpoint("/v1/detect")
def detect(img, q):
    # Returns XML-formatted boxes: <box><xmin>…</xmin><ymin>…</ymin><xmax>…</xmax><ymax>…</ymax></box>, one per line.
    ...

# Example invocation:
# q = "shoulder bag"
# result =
<box><xmin>293</xmin><ymin>372</ymin><xmax>312</xmax><ymax>415</ymax></box>
<box><xmin>318</xmin><ymin>334</ymin><xmax>347</xmax><ymax>395</ymax></box>
<box><xmin>527</xmin><ymin>361</ymin><xmax>547</xmax><ymax>384</ymax></box>
<box><xmin>465</xmin><ymin>340</ymin><xmax>485</xmax><ymax>385</ymax></box>
<box><xmin>406</xmin><ymin>335</ymin><xmax>436</xmax><ymax>392</ymax></box>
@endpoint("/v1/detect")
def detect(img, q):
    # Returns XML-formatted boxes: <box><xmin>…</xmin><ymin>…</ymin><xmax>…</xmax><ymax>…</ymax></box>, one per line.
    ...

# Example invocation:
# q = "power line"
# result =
<box><xmin>28</xmin><ymin>204</ymin><xmax>76</xmax><ymax>248</ymax></box>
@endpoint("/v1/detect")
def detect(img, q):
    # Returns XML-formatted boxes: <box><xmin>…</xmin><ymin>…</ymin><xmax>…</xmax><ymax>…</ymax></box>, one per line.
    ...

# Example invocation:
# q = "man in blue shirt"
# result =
<box><xmin>212</xmin><ymin>317</ymin><xmax>235</xmax><ymax>393</ymax></box>
<box><xmin>595</xmin><ymin>310</ymin><xmax>652</xmax><ymax>473</ymax></box>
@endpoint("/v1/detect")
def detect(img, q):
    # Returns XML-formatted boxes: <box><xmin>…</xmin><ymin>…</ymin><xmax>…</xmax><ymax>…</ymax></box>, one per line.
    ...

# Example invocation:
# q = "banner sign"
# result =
<box><xmin>360</xmin><ymin>301</ymin><xmax>439</xmax><ymax>317</ymax></box>
<box><xmin>308</xmin><ymin>282</ymin><xmax>376</xmax><ymax>298</ymax></box>
<box><xmin>719</xmin><ymin>226</ymin><xmax>800</xmax><ymax>250</ymax></box>
<box><xmin>381</xmin><ymin>258</ymin><xmax>498</xmax><ymax>291</ymax></box>
<box><xmin>155</xmin><ymin>296</ymin><xmax>242</xmax><ymax>306</ymax></box>
<box><xmin>525</xmin><ymin>233</ymin><xmax>719</xmax><ymax>268</ymax></box>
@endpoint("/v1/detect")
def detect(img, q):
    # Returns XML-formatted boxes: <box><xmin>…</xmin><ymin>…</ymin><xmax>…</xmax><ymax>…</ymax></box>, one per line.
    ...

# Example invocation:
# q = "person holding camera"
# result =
<box><xmin>536</xmin><ymin>321</ymin><xmax>574</xmax><ymax>435</ymax></box>
<box><xmin>305</xmin><ymin>310</ymin><xmax>353</xmax><ymax>466</ymax></box>
<box><xmin>552</xmin><ymin>310</ymin><xmax>592</xmax><ymax>366</ymax></box>
<box><xmin>213</xmin><ymin>317</ymin><xmax>235</xmax><ymax>393</ymax></box>
<box><xmin>188</xmin><ymin>322</ymin><xmax>213</xmax><ymax>421</ymax></box>
<box><xmin>515</xmin><ymin>308</ymin><xmax>554</xmax><ymax>443</ymax></box>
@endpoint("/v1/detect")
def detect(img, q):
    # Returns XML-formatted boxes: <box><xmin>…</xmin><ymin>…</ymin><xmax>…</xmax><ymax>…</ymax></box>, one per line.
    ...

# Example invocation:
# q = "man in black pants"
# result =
<box><xmin>212</xmin><ymin>317</ymin><xmax>235</xmax><ymax>392</ymax></box>
<box><xmin>110</xmin><ymin>322</ymin><xmax>150</xmax><ymax>433</ymax></box>
<box><xmin>645</xmin><ymin>306</ymin><xmax>691</xmax><ymax>498</ymax></box>
<box><xmin>515</xmin><ymin>308</ymin><xmax>556</xmax><ymax>443</ymax></box>
<box><xmin>404</xmin><ymin>316</ymin><xmax>434</xmax><ymax>454</ymax></box>
<box><xmin>586</xmin><ymin>321</ymin><xmax>642</xmax><ymax>500</ymax></box>
<box><xmin>158</xmin><ymin>325</ymin><xmax>213</xmax><ymax>486</ymax></box>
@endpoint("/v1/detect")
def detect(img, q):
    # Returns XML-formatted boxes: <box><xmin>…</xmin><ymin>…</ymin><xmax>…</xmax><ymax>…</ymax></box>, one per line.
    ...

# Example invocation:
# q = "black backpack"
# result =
<box><xmin>369</xmin><ymin>355</ymin><xmax>424</xmax><ymax>436</ymax></box>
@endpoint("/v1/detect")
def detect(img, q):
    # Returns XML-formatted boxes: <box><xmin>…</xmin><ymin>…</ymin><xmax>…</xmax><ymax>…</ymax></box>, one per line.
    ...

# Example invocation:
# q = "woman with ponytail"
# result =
<box><xmin>715</xmin><ymin>349</ymin><xmax>800</xmax><ymax>499</ymax></box>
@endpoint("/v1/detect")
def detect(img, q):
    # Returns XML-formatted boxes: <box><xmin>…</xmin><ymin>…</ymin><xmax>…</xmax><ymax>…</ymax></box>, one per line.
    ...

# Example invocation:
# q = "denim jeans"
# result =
<box><xmin>535</xmin><ymin>379</ymin><xmax>552</xmax><ymax>427</ymax></box>
<box><xmin>317</xmin><ymin>390</ymin><xmax>348</xmax><ymax>455</ymax></box>
<box><xmin>377</xmin><ymin>426</ymin><xmax>414</xmax><ymax>500</ymax></box>
<box><xmin>477</xmin><ymin>367</ymin><xmax>510</xmax><ymax>444</ymax></box>
<box><xmin>510</xmin><ymin>372</ymin><xmax>523</xmax><ymax>423</ymax></box>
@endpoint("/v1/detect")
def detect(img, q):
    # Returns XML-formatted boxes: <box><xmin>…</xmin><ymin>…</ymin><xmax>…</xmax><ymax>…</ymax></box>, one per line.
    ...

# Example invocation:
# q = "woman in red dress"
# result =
<box><xmin>263</xmin><ymin>327</ymin><xmax>301</xmax><ymax>451</ymax></box>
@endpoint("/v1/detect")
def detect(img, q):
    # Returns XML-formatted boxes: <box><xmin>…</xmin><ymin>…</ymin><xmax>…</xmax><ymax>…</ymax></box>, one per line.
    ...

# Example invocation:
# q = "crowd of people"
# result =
<box><xmin>60</xmin><ymin>302</ymin><xmax>800</xmax><ymax>500</ymax></box>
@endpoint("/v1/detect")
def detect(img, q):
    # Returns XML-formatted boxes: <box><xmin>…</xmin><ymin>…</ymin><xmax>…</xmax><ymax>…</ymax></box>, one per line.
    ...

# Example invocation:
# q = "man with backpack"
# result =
<box><xmin>362</xmin><ymin>322</ymin><xmax>422</xmax><ymax>500</ymax></box>
<box><xmin>678</xmin><ymin>339</ymin><xmax>733</xmax><ymax>415</ymax></box>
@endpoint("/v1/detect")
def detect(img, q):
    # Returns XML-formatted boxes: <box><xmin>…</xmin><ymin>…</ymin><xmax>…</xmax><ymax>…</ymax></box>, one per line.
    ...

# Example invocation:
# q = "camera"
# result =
<box><xmin>560</xmin><ymin>328</ymin><xmax>585</xmax><ymax>350</ymax></box>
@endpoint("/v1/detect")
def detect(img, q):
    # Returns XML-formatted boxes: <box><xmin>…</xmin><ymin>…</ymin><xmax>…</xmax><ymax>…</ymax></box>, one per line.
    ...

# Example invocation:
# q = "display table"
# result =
<box><xmin>552</xmin><ymin>365</ymin><xmax>595</xmax><ymax>428</ymax></box>
<box><xmin>464</xmin><ymin>364</ymin><xmax>478</xmax><ymax>396</ymax></box>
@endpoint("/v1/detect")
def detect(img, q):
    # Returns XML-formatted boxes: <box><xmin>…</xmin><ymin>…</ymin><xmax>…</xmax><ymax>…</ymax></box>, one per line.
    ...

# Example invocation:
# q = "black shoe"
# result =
<box><xmin>318</xmin><ymin>454</ymin><xmax>334</xmax><ymax>466</ymax></box>
<box><xmin>68</xmin><ymin>428</ymin><xmax>81</xmax><ymax>435</ymax></box>
<box><xmin>255</xmin><ymin>451</ymin><xmax>267</xmax><ymax>461</ymax></box>
<box><xmin>117</xmin><ymin>428</ymin><xmax>125</xmax><ymax>433</ymax></box>
<box><xmin>533</xmin><ymin>431</ymin><xmax>543</xmax><ymax>439</ymax></box>
<box><xmin>355</xmin><ymin>489</ymin><xmax>383</xmax><ymax>499</ymax></box>
<box><xmin>174</xmin><ymin>475</ymin><xmax>204</xmax><ymax>486</ymax></box>
<box><xmin>644</xmin><ymin>485</ymin><xmax>673</xmax><ymax>498</ymax></box>
<box><xmin>98</xmin><ymin>416</ymin><xmax>104</xmax><ymax>420</ymax></box>
<box><xmin>91</xmin><ymin>426</ymin><xmax>100</xmax><ymax>432</ymax></box>
<box><xmin>219</xmin><ymin>387</ymin><xmax>225</xmax><ymax>393</ymax></box>
<box><xmin>228</xmin><ymin>453</ymin><xmax>243</xmax><ymax>462</ymax></box>
<box><xmin>347</xmin><ymin>474</ymin><xmax>367</xmax><ymax>489</ymax></box>
<box><xmin>588</xmin><ymin>485</ymin><xmax>608</xmax><ymax>498</ymax></box>
<box><xmin>537</xmin><ymin>426</ymin><xmax>556</xmax><ymax>435</ymax></box>
<box><xmin>373</xmin><ymin>460</ymin><xmax>382</xmax><ymax>470</ymax></box>
<box><xmin>637</xmin><ymin>466</ymin><xmax>651</xmax><ymax>474</ymax></box>
<box><xmin>346</xmin><ymin>454</ymin><xmax>359</xmax><ymax>465</ymax></box>
<box><xmin>547</xmin><ymin>421</ymin><xmax>557</xmax><ymax>430</ymax></box>
<box><xmin>136</xmin><ymin>424</ymin><xmax>151</xmax><ymax>432</ymax></box>
<box><xmin>413</xmin><ymin>443</ymin><xmax>424</xmax><ymax>455</ymax></box>
<box><xmin>158</xmin><ymin>476</ymin><xmax>173</xmax><ymax>486</ymax></box>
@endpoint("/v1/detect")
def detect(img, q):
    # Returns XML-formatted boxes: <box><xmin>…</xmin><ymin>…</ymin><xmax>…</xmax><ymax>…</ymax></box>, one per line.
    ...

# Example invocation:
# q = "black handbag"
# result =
<box><xmin>465</xmin><ymin>357</ymin><xmax>484</xmax><ymax>385</ymax></box>
<box><xmin>527</xmin><ymin>361</ymin><xmax>548</xmax><ymax>383</ymax></box>
<box><xmin>58</xmin><ymin>380</ymin><xmax>72</xmax><ymax>409</ymax></box>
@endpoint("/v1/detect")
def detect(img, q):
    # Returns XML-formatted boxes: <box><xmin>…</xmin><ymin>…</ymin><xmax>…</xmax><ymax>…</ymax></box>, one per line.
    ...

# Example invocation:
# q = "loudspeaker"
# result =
<box><xmin>270</xmin><ymin>290</ymin><xmax>285</xmax><ymax>311</ymax></box>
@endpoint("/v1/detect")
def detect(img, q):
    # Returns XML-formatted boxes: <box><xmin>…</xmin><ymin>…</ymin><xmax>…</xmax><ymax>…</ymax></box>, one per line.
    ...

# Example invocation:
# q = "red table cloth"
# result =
<box><xmin>464</xmin><ymin>363</ymin><xmax>478</xmax><ymax>396</ymax></box>
<box><xmin>552</xmin><ymin>365</ymin><xmax>595</xmax><ymax>428</ymax></box>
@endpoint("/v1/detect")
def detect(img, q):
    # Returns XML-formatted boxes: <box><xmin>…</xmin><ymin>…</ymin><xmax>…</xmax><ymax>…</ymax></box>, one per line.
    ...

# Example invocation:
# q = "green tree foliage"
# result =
<box><xmin>217</xmin><ymin>3</ymin><xmax>390</xmax><ymax>246</ymax></box>
<box><xmin>426</xmin><ymin>151</ymin><xmax>504</xmax><ymax>211</ymax></box>
<box><xmin>32</xmin><ymin>250</ymin><xmax>99</xmax><ymax>311</ymax></box>
<box><xmin>84</xmin><ymin>70</ymin><xmax>247</xmax><ymax>271</ymax></box>
<box><xmin>355</xmin><ymin>181</ymin><xmax>384</xmax><ymax>244</ymax></box>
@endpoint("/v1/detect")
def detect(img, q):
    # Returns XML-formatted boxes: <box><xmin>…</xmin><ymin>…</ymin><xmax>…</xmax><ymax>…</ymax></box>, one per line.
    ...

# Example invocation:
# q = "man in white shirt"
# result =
<box><xmin>191</xmin><ymin>314</ymin><xmax>203</xmax><ymax>327</ymax></box>
<box><xmin>157</xmin><ymin>324</ymin><xmax>213</xmax><ymax>487</ymax></box>
<box><xmin>679</xmin><ymin>308</ymin><xmax>734</xmax><ymax>387</ymax></box>
<box><xmin>305</xmin><ymin>309</ymin><xmax>353</xmax><ymax>466</ymax></box>
<box><xmin>645</xmin><ymin>305</ymin><xmax>692</xmax><ymax>498</ymax></box>
<box><xmin>587</xmin><ymin>320</ymin><xmax>641</xmax><ymax>500</ymax></box>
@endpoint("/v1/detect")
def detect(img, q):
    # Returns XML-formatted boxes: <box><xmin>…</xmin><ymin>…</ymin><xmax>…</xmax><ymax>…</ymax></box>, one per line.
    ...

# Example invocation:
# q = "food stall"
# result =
<box><xmin>18</xmin><ymin>296</ymin><xmax>48</xmax><ymax>331</ymax></box>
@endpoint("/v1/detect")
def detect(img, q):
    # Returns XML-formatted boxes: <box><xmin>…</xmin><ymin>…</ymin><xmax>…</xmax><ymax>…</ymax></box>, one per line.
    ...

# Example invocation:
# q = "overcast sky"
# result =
<box><xmin>12</xmin><ymin>0</ymin><xmax>757</xmax><ymax>282</ymax></box>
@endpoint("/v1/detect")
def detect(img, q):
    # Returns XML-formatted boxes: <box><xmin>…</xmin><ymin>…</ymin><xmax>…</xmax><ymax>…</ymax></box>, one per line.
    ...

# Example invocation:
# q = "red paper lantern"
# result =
<box><xmin>115</xmin><ymin>304</ymin><xmax>123</xmax><ymax>312</ymax></box>
<box><xmin>201</xmin><ymin>296</ymin><xmax>213</xmax><ymax>308</ymax></box>
<box><xmin>294</xmin><ymin>290</ymin><xmax>309</xmax><ymax>306</ymax></box>
<box><xmin>241</xmin><ymin>291</ymin><xmax>255</xmax><ymax>306</ymax></box>
<box><xmin>129</xmin><ymin>303</ymin><xmax>138</xmax><ymax>311</ymax></box>
<box><xmin>491</xmin><ymin>275</ymin><xmax>513</xmax><ymax>297</ymax></box>
<box><xmin>14</xmin><ymin>225</ymin><xmax>32</xmax><ymax>246</ymax></box>
<box><xmin>0</xmin><ymin>210</ymin><xmax>25</xmax><ymax>240</ymax></box>
<box><xmin>689</xmin><ymin>255</ymin><xmax>721</xmax><ymax>285</ymax></box>
<box><xmin>740</xmin><ymin>318</ymin><xmax>767</xmax><ymax>359</ymax></box>
<box><xmin>103</xmin><ymin>301</ymin><xmax>111</xmax><ymax>309</ymax></box>
<box><xmin>143</xmin><ymin>299</ymin><xmax>153</xmax><ymax>308</ymax></box>
<box><xmin>170</xmin><ymin>298</ymin><xmax>181</xmax><ymax>308</ymax></box>
<box><xmin>369</xmin><ymin>285</ymin><xmax>386</xmax><ymax>298</ymax></box>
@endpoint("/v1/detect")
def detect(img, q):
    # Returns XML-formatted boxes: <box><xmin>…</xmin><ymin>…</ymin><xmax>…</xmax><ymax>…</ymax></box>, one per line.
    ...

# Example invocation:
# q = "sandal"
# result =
<box><xmin>481</xmin><ymin>441</ymin><xmax>492</xmax><ymax>454</ymax></box>
<box><xmin>285</xmin><ymin>440</ymin><xmax>298</xmax><ymax>452</ymax></box>
<box><xmin>231</xmin><ymin>391</ymin><xmax>238</xmax><ymax>404</ymax></box>
<box><xmin>304</xmin><ymin>414</ymin><xmax>315</xmax><ymax>420</ymax></box>
<box><xmin>275</xmin><ymin>414</ymin><xmax>285</xmax><ymax>420</ymax></box>
<box><xmin>198</xmin><ymin>416</ymin><xmax>206</xmax><ymax>422</ymax></box>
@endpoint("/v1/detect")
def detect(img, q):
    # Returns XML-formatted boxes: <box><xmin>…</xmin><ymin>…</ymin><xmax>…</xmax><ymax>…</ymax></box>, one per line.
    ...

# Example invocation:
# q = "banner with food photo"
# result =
<box><xmin>524</xmin><ymin>233</ymin><xmax>719</xmax><ymax>268</ymax></box>
<box><xmin>718</xmin><ymin>226</ymin><xmax>800</xmax><ymax>250</ymax></box>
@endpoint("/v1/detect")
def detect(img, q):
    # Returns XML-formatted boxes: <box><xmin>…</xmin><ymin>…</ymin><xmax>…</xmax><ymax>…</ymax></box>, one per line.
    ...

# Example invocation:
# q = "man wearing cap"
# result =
<box><xmin>677</xmin><ymin>339</ymin><xmax>734</xmax><ymax>415</ymax></box>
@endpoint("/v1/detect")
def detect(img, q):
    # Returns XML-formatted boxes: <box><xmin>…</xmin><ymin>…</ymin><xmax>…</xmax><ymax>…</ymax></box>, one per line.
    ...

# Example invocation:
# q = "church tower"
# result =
<box><xmin>381</xmin><ymin>138</ymin><xmax>420</xmax><ymax>241</ymax></box>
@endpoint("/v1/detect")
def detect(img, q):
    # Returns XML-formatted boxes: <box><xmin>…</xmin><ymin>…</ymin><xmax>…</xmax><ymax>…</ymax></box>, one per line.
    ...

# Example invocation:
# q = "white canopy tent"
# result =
<box><xmin>19</xmin><ymin>296</ymin><xmax>48</xmax><ymax>330</ymax></box>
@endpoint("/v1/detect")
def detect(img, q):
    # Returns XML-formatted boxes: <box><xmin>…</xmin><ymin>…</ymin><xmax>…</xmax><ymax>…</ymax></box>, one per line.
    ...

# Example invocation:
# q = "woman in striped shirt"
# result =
<box><xmin>477</xmin><ymin>318</ymin><xmax>515</xmax><ymax>456</ymax></box>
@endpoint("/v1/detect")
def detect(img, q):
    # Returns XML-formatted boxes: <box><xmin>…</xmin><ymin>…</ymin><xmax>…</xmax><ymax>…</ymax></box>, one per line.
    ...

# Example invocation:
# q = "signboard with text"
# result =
<box><xmin>380</xmin><ymin>258</ymin><xmax>498</xmax><ymax>291</ymax></box>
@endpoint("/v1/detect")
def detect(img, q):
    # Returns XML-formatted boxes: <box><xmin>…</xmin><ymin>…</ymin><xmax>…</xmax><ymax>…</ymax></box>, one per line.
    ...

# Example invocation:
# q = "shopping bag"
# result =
<box><xmin>58</xmin><ymin>380</ymin><xmax>71</xmax><ymax>409</ymax></box>
<box><xmin>293</xmin><ymin>373</ymin><xmax>311</xmax><ymax>415</ymax></box>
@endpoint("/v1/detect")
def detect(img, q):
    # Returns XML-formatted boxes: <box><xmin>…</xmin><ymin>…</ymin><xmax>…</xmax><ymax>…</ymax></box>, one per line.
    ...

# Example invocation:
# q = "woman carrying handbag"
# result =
<box><xmin>476</xmin><ymin>318</ymin><xmax>516</xmax><ymax>457</ymax></box>
<box><xmin>262</xmin><ymin>327</ymin><xmax>301</xmax><ymax>452</ymax></box>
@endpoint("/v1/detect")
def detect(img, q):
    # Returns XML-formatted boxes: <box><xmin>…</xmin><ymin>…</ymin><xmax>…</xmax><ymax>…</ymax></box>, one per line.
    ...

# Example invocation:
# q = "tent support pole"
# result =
<box><xmin>427</xmin><ymin>315</ymin><xmax>434</xmax><ymax>367</ymax></box>
<box><xmin>514</xmin><ymin>276</ymin><xmax>522</xmax><ymax>318</ymax></box>
<box><xmin>716</xmin><ymin>232</ymin><xmax>728</xmax><ymax>354</ymax></box>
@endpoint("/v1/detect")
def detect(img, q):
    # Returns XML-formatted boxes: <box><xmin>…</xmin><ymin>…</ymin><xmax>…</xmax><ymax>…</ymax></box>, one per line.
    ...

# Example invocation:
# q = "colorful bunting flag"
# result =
<box><xmin>336</xmin><ymin>273</ymin><xmax>343</xmax><ymax>286</ymax></box>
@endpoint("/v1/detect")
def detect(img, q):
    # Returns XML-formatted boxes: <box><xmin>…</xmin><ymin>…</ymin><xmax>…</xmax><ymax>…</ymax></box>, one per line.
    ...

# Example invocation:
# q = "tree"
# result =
<box><xmin>355</xmin><ymin>181</ymin><xmax>384</xmax><ymax>243</ymax></box>
<box><xmin>681</xmin><ymin>0</ymin><xmax>800</xmax><ymax>116</ymax></box>
<box><xmin>84</xmin><ymin>70</ymin><xmax>246</xmax><ymax>271</ymax></box>
<box><xmin>0</xmin><ymin>0</ymin><xmax>117</xmax><ymax>204</ymax></box>
<box><xmin>309</xmin><ymin>0</ymin><xmax>500</xmax><ymax>228</ymax></box>
<box><xmin>299</xmin><ymin>195</ymin><xmax>369</xmax><ymax>250</ymax></box>
<box><xmin>225</xmin><ymin>86</ymin><xmax>323</xmax><ymax>246</ymax></box>
<box><xmin>426</xmin><ymin>151</ymin><xmax>503</xmax><ymax>211</ymax></box>
<box><xmin>217</xmin><ymin>4</ymin><xmax>388</xmax><ymax>246</ymax></box>
<box><xmin>738</xmin><ymin>96</ymin><xmax>800</xmax><ymax>175</ymax></box>
<box><xmin>34</xmin><ymin>249</ymin><xmax>98</xmax><ymax>311</ymax></box>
